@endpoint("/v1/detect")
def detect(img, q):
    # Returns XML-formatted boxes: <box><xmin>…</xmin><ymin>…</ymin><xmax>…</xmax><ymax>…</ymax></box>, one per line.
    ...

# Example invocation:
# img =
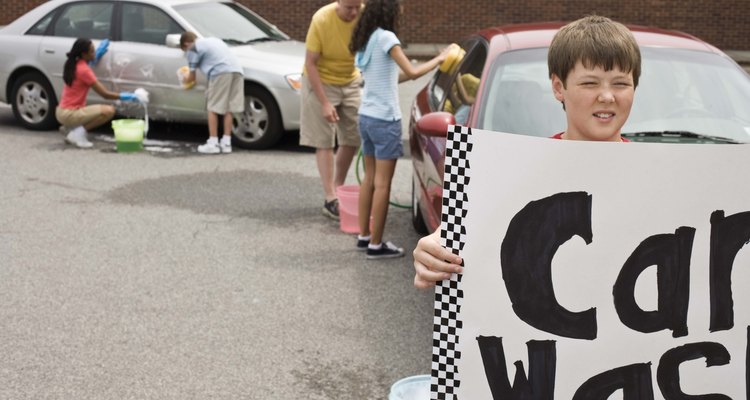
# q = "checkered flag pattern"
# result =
<box><xmin>431</xmin><ymin>125</ymin><xmax>472</xmax><ymax>399</ymax></box>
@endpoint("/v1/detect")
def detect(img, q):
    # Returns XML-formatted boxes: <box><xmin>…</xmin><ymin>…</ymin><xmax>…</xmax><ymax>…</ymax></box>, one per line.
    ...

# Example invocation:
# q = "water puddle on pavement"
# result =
<box><xmin>107</xmin><ymin>170</ymin><xmax>321</xmax><ymax>222</ymax></box>
<box><xmin>96</xmin><ymin>135</ymin><xmax>197</xmax><ymax>157</ymax></box>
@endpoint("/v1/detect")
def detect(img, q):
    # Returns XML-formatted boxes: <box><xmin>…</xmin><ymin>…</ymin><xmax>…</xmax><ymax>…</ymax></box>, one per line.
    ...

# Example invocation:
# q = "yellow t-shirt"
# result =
<box><xmin>460</xmin><ymin>73</ymin><xmax>480</xmax><ymax>99</ymax></box>
<box><xmin>304</xmin><ymin>2</ymin><xmax>360</xmax><ymax>85</ymax></box>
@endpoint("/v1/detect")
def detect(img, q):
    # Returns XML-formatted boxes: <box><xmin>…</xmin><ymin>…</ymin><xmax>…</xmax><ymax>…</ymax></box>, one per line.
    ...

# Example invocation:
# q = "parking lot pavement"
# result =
<box><xmin>0</xmin><ymin>101</ymin><xmax>436</xmax><ymax>399</ymax></box>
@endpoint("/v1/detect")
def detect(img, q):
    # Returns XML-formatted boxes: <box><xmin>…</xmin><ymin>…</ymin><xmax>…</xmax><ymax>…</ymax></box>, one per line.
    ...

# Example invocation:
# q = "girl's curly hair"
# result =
<box><xmin>349</xmin><ymin>0</ymin><xmax>402</xmax><ymax>54</ymax></box>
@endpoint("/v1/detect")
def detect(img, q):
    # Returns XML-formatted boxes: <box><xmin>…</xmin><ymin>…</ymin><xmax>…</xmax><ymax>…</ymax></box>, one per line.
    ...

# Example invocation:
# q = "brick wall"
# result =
<box><xmin>244</xmin><ymin>0</ymin><xmax>750</xmax><ymax>51</ymax></box>
<box><xmin>1</xmin><ymin>0</ymin><xmax>46</xmax><ymax>26</ymax></box>
<box><xmin>3</xmin><ymin>0</ymin><xmax>749</xmax><ymax>50</ymax></box>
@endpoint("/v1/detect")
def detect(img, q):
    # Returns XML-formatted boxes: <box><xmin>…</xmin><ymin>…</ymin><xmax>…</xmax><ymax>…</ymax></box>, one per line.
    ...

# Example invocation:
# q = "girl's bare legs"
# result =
<box><xmin>368</xmin><ymin>158</ymin><xmax>397</xmax><ymax>245</ymax></box>
<box><xmin>358</xmin><ymin>154</ymin><xmax>376</xmax><ymax>236</ymax></box>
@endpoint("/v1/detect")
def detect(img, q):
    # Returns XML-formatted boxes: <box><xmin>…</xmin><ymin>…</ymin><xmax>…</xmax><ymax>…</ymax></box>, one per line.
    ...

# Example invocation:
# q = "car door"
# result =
<box><xmin>38</xmin><ymin>1</ymin><xmax>115</xmax><ymax>99</ymax></box>
<box><xmin>418</xmin><ymin>38</ymin><xmax>488</xmax><ymax>230</ymax></box>
<box><xmin>110</xmin><ymin>2</ymin><xmax>206</xmax><ymax>121</ymax></box>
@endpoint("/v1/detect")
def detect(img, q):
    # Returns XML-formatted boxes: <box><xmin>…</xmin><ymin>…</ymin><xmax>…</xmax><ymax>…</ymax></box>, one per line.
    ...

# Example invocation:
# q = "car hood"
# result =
<box><xmin>232</xmin><ymin>39</ymin><xmax>305</xmax><ymax>75</ymax></box>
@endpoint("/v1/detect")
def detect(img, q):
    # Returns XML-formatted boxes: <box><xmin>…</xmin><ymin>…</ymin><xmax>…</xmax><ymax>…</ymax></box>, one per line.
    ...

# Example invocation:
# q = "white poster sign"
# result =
<box><xmin>430</xmin><ymin>126</ymin><xmax>750</xmax><ymax>400</ymax></box>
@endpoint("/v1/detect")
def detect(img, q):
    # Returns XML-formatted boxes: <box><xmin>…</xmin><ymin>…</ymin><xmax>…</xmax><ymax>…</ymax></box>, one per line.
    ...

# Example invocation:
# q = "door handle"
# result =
<box><xmin>44</xmin><ymin>49</ymin><xmax>55</xmax><ymax>54</ymax></box>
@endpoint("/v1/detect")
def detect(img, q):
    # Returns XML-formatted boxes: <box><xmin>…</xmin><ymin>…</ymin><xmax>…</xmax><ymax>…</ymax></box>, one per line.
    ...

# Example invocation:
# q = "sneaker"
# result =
<box><xmin>197</xmin><ymin>139</ymin><xmax>220</xmax><ymax>154</ymax></box>
<box><xmin>322</xmin><ymin>198</ymin><xmax>339</xmax><ymax>220</ymax></box>
<box><xmin>65</xmin><ymin>127</ymin><xmax>93</xmax><ymax>148</ymax></box>
<box><xmin>220</xmin><ymin>140</ymin><xmax>232</xmax><ymax>154</ymax></box>
<box><xmin>366</xmin><ymin>241</ymin><xmax>405</xmax><ymax>260</ymax></box>
<box><xmin>356</xmin><ymin>236</ymin><xmax>370</xmax><ymax>251</ymax></box>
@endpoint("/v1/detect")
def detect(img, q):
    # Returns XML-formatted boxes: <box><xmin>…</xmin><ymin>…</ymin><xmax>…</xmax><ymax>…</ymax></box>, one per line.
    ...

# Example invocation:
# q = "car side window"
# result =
<box><xmin>429</xmin><ymin>61</ymin><xmax>454</xmax><ymax>110</ymax></box>
<box><xmin>121</xmin><ymin>3</ymin><xmax>183</xmax><ymax>46</ymax></box>
<box><xmin>51</xmin><ymin>2</ymin><xmax>113</xmax><ymax>39</ymax></box>
<box><xmin>442</xmin><ymin>42</ymin><xmax>487</xmax><ymax>125</ymax></box>
<box><xmin>26</xmin><ymin>11</ymin><xmax>56</xmax><ymax>36</ymax></box>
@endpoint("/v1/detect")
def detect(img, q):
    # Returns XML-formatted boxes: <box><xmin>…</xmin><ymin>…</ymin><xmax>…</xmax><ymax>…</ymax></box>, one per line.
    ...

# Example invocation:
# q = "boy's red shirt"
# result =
<box><xmin>550</xmin><ymin>132</ymin><xmax>629</xmax><ymax>142</ymax></box>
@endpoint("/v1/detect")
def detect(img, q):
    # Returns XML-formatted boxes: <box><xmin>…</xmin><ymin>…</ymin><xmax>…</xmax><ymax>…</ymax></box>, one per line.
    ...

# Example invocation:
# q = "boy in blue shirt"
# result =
<box><xmin>180</xmin><ymin>32</ymin><xmax>244</xmax><ymax>154</ymax></box>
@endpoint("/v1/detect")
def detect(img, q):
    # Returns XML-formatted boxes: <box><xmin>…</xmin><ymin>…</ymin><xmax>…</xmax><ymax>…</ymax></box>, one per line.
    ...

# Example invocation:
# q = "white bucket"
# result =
<box><xmin>388</xmin><ymin>375</ymin><xmax>431</xmax><ymax>400</ymax></box>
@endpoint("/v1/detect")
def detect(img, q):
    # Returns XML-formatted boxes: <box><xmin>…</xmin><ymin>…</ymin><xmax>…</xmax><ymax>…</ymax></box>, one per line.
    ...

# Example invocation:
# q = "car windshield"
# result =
<box><xmin>174</xmin><ymin>2</ymin><xmax>288</xmax><ymax>45</ymax></box>
<box><xmin>478</xmin><ymin>47</ymin><xmax>750</xmax><ymax>143</ymax></box>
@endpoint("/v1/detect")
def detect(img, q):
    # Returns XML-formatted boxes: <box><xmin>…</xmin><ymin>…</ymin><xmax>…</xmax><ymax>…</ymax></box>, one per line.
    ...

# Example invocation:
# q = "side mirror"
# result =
<box><xmin>165</xmin><ymin>34</ymin><xmax>181</xmax><ymax>48</ymax></box>
<box><xmin>415</xmin><ymin>112</ymin><xmax>456</xmax><ymax>137</ymax></box>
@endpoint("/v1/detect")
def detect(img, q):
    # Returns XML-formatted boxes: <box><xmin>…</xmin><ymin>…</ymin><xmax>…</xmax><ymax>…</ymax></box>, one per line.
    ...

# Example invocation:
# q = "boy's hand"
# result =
<box><xmin>321</xmin><ymin>101</ymin><xmax>339</xmax><ymax>124</ymax></box>
<box><xmin>89</xmin><ymin>39</ymin><xmax>110</xmax><ymax>66</ymax></box>
<box><xmin>413</xmin><ymin>229</ymin><xmax>464</xmax><ymax>289</ymax></box>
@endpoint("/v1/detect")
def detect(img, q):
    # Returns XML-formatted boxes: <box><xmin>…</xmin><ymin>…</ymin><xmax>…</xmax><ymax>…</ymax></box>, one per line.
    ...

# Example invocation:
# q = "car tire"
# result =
<box><xmin>412</xmin><ymin>178</ymin><xmax>429</xmax><ymax>234</ymax></box>
<box><xmin>11</xmin><ymin>72</ymin><xmax>58</xmax><ymax>130</ymax></box>
<box><xmin>232</xmin><ymin>84</ymin><xmax>283</xmax><ymax>150</ymax></box>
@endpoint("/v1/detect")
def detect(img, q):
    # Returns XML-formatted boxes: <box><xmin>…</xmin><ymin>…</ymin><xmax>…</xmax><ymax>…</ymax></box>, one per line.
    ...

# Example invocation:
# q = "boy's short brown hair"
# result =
<box><xmin>180</xmin><ymin>32</ymin><xmax>197</xmax><ymax>51</ymax></box>
<box><xmin>548</xmin><ymin>15</ymin><xmax>641</xmax><ymax>88</ymax></box>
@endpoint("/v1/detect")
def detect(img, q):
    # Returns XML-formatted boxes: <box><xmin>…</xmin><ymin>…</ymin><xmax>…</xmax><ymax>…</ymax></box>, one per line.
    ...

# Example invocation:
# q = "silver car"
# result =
<box><xmin>0</xmin><ymin>0</ymin><xmax>305</xmax><ymax>149</ymax></box>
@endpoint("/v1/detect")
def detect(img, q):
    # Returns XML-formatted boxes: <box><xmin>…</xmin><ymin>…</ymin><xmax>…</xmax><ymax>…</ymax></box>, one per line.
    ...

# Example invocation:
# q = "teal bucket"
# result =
<box><xmin>111</xmin><ymin>119</ymin><xmax>144</xmax><ymax>153</ymax></box>
<box><xmin>389</xmin><ymin>375</ymin><xmax>431</xmax><ymax>400</ymax></box>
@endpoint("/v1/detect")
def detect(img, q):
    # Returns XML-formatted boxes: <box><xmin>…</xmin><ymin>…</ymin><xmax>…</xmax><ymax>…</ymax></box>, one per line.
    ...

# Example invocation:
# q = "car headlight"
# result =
<box><xmin>285</xmin><ymin>73</ymin><xmax>302</xmax><ymax>91</ymax></box>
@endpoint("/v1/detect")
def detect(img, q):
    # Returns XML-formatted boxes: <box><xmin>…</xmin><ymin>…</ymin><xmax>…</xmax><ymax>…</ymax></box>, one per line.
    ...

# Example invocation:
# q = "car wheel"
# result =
<box><xmin>11</xmin><ymin>72</ymin><xmax>58</xmax><ymax>130</ymax></box>
<box><xmin>412</xmin><ymin>178</ymin><xmax>429</xmax><ymax>234</ymax></box>
<box><xmin>232</xmin><ymin>84</ymin><xmax>283</xmax><ymax>150</ymax></box>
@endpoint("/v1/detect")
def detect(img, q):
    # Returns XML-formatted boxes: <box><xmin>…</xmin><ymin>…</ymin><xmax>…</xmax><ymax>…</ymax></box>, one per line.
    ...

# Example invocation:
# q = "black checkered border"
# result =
<box><xmin>431</xmin><ymin>125</ymin><xmax>472</xmax><ymax>399</ymax></box>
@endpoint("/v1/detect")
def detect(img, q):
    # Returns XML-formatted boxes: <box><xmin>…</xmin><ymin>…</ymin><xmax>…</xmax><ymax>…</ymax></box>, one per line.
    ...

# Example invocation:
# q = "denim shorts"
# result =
<box><xmin>358</xmin><ymin>114</ymin><xmax>403</xmax><ymax>160</ymax></box>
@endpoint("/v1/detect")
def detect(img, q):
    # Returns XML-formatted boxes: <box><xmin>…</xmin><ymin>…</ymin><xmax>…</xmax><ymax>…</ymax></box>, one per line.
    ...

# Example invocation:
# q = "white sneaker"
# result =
<box><xmin>220</xmin><ymin>139</ymin><xmax>232</xmax><ymax>154</ymax></box>
<box><xmin>197</xmin><ymin>139</ymin><xmax>220</xmax><ymax>154</ymax></box>
<box><xmin>65</xmin><ymin>126</ymin><xmax>93</xmax><ymax>148</ymax></box>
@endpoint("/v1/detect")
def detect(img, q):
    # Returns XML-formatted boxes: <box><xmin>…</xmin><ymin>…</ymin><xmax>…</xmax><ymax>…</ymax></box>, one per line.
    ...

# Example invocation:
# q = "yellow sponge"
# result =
<box><xmin>177</xmin><ymin>66</ymin><xmax>195</xmax><ymax>90</ymax></box>
<box><xmin>439</xmin><ymin>44</ymin><xmax>465</xmax><ymax>75</ymax></box>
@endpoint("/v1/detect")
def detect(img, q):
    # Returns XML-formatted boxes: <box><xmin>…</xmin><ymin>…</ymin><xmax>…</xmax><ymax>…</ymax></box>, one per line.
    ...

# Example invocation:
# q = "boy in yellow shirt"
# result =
<box><xmin>300</xmin><ymin>0</ymin><xmax>364</xmax><ymax>220</ymax></box>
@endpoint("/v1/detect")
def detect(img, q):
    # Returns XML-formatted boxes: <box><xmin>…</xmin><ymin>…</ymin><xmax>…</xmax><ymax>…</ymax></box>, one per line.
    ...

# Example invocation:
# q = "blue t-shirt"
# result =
<box><xmin>187</xmin><ymin>37</ymin><xmax>243</xmax><ymax>80</ymax></box>
<box><xmin>355</xmin><ymin>28</ymin><xmax>401</xmax><ymax>121</ymax></box>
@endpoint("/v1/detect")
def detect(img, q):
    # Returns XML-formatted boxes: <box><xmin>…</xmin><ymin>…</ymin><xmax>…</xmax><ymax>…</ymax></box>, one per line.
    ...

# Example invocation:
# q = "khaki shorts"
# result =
<box><xmin>56</xmin><ymin>105</ymin><xmax>104</xmax><ymax>127</ymax></box>
<box><xmin>206</xmin><ymin>72</ymin><xmax>244</xmax><ymax>114</ymax></box>
<box><xmin>299</xmin><ymin>74</ymin><xmax>362</xmax><ymax>149</ymax></box>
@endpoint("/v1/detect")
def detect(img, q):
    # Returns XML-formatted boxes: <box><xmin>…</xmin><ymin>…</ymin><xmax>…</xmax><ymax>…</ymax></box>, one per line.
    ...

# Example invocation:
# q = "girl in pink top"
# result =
<box><xmin>56</xmin><ymin>38</ymin><xmax>136</xmax><ymax>148</ymax></box>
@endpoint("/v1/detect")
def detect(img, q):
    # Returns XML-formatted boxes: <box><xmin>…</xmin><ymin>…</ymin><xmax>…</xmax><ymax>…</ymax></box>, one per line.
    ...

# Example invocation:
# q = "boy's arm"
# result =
<box><xmin>184</xmin><ymin>49</ymin><xmax>199</xmax><ymax>84</ymax></box>
<box><xmin>185</xmin><ymin>70</ymin><xmax>197</xmax><ymax>85</ymax></box>
<box><xmin>304</xmin><ymin>50</ymin><xmax>338</xmax><ymax>123</ymax></box>
<box><xmin>413</xmin><ymin>228</ymin><xmax>464</xmax><ymax>288</ymax></box>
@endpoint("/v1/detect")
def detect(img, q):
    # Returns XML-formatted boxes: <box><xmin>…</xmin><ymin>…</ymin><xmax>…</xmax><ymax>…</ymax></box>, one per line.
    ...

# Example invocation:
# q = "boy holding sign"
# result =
<box><xmin>413</xmin><ymin>15</ymin><xmax>641</xmax><ymax>288</ymax></box>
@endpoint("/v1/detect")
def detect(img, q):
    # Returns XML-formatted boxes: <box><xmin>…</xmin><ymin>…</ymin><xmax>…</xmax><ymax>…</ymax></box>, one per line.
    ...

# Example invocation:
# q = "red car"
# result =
<box><xmin>409</xmin><ymin>22</ymin><xmax>750</xmax><ymax>234</ymax></box>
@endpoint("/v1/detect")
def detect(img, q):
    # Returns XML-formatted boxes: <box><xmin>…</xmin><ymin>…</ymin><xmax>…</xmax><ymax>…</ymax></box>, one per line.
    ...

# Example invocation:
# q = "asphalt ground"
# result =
<box><xmin>0</xmin><ymin>73</ymin><xmax>434</xmax><ymax>400</ymax></box>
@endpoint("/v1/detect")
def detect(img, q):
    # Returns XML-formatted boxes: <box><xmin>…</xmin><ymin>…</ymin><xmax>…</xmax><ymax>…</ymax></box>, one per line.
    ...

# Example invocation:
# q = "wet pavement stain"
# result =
<box><xmin>97</xmin><ymin>136</ymin><xmax>200</xmax><ymax>157</ymax></box>
<box><xmin>107</xmin><ymin>170</ymin><xmax>322</xmax><ymax>222</ymax></box>
<box><xmin>290</xmin><ymin>356</ymin><xmax>389</xmax><ymax>399</ymax></box>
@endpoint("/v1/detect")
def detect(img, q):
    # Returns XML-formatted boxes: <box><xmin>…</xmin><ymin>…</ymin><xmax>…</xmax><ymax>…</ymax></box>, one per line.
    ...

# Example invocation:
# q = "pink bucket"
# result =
<box><xmin>336</xmin><ymin>185</ymin><xmax>361</xmax><ymax>234</ymax></box>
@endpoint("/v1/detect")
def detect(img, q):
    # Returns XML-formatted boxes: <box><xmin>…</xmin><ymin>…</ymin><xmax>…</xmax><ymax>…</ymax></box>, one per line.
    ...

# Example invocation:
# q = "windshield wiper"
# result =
<box><xmin>243</xmin><ymin>37</ymin><xmax>283</xmax><ymax>45</ymax></box>
<box><xmin>622</xmin><ymin>131</ymin><xmax>742</xmax><ymax>144</ymax></box>
<box><xmin>222</xmin><ymin>38</ymin><xmax>244</xmax><ymax>45</ymax></box>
